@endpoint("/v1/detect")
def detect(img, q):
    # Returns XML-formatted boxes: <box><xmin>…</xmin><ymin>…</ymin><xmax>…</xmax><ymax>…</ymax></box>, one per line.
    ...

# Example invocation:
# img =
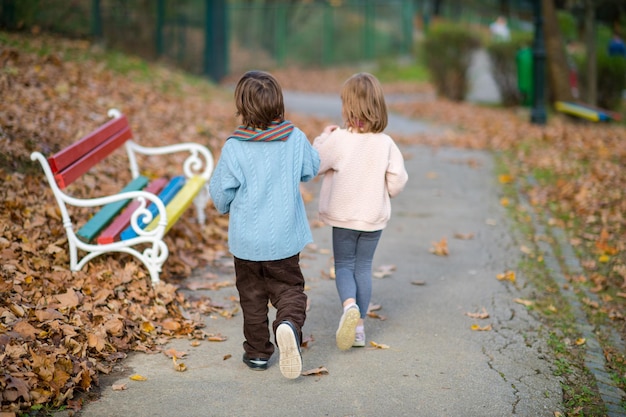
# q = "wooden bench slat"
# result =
<box><xmin>48</xmin><ymin>115</ymin><xmax>130</xmax><ymax>173</ymax></box>
<box><xmin>119</xmin><ymin>176</ymin><xmax>186</xmax><ymax>241</ymax></box>
<box><xmin>96</xmin><ymin>177</ymin><xmax>169</xmax><ymax>244</ymax></box>
<box><xmin>54</xmin><ymin>126</ymin><xmax>132</xmax><ymax>189</ymax></box>
<box><xmin>145</xmin><ymin>176</ymin><xmax>206</xmax><ymax>233</ymax></box>
<box><xmin>77</xmin><ymin>176</ymin><xmax>150</xmax><ymax>242</ymax></box>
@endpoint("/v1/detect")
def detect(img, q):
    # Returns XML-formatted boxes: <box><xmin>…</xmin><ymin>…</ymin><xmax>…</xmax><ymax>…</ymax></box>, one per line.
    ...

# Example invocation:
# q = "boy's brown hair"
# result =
<box><xmin>234</xmin><ymin>70</ymin><xmax>285</xmax><ymax>130</ymax></box>
<box><xmin>340</xmin><ymin>72</ymin><xmax>388</xmax><ymax>133</ymax></box>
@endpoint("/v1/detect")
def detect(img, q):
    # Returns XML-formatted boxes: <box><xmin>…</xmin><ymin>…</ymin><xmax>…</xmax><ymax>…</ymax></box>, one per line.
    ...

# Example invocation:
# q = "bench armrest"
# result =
<box><xmin>125</xmin><ymin>141</ymin><xmax>214</xmax><ymax>181</ymax></box>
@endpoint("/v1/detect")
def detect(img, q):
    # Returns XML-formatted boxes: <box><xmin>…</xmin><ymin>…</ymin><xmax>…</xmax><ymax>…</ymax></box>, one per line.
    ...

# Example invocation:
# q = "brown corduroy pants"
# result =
<box><xmin>234</xmin><ymin>254</ymin><xmax>307</xmax><ymax>359</ymax></box>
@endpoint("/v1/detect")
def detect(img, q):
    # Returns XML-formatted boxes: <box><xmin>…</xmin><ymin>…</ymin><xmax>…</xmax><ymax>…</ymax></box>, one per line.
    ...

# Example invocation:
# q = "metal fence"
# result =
<box><xmin>229</xmin><ymin>1</ymin><xmax>414</xmax><ymax>69</ymax></box>
<box><xmin>0</xmin><ymin>0</ymin><xmax>415</xmax><ymax>80</ymax></box>
<box><xmin>0</xmin><ymin>0</ymin><xmax>532</xmax><ymax>81</ymax></box>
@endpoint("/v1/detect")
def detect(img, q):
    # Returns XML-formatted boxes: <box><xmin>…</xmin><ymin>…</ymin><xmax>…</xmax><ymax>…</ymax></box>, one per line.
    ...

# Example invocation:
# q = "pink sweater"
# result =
<box><xmin>313</xmin><ymin>128</ymin><xmax>408</xmax><ymax>231</ymax></box>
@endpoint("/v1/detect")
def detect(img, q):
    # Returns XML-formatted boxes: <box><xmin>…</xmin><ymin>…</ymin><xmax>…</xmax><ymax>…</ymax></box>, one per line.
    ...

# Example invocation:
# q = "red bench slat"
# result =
<box><xmin>96</xmin><ymin>177</ymin><xmax>169</xmax><ymax>244</ymax></box>
<box><xmin>54</xmin><ymin>126</ymin><xmax>132</xmax><ymax>189</ymax></box>
<box><xmin>48</xmin><ymin>115</ymin><xmax>131</xmax><ymax>174</ymax></box>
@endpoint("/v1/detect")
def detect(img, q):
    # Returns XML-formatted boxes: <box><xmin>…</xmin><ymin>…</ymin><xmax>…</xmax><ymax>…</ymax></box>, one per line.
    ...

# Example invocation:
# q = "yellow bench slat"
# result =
<box><xmin>145</xmin><ymin>176</ymin><xmax>206</xmax><ymax>233</ymax></box>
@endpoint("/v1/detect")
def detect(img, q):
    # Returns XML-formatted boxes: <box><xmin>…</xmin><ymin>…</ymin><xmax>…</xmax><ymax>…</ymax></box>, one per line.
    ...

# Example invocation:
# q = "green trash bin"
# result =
<box><xmin>516</xmin><ymin>47</ymin><xmax>533</xmax><ymax>106</ymax></box>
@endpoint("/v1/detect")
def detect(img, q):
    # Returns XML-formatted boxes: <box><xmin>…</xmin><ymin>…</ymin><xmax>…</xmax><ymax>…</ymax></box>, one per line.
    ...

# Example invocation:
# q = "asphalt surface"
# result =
<box><xmin>67</xmin><ymin>84</ymin><xmax>568</xmax><ymax>416</ymax></box>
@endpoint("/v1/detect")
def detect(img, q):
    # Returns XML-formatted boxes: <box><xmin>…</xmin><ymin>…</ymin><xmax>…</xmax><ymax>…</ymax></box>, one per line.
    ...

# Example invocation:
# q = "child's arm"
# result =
<box><xmin>208</xmin><ymin>153</ymin><xmax>240</xmax><ymax>214</ymax></box>
<box><xmin>386</xmin><ymin>142</ymin><xmax>409</xmax><ymax>198</ymax></box>
<box><xmin>312</xmin><ymin>126</ymin><xmax>341</xmax><ymax>175</ymax></box>
<box><xmin>301</xmin><ymin>133</ymin><xmax>321</xmax><ymax>182</ymax></box>
<box><xmin>312</xmin><ymin>125</ymin><xmax>340</xmax><ymax>148</ymax></box>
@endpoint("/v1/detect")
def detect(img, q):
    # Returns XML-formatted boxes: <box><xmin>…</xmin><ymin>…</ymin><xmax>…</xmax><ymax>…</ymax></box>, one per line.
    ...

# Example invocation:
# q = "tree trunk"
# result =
<box><xmin>584</xmin><ymin>0</ymin><xmax>597</xmax><ymax>106</ymax></box>
<box><xmin>432</xmin><ymin>0</ymin><xmax>444</xmax><ymax>16</ymax></box>
<box><xmin>499</xmin><ymin>0</ymin><xmax>510</xmax><ymax>18</ymax></box>
<box><xmin>542</xmin><ymin>0</ymin><xmax>574</xmax><ymax>103</ymax></box>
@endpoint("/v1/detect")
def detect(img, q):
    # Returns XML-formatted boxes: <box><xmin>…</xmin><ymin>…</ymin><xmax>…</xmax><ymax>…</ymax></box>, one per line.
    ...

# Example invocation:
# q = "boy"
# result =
<box><xmin>209</xmin><ymin>70</ymin><xmax>320</xmax><ymax>379</ymax></box>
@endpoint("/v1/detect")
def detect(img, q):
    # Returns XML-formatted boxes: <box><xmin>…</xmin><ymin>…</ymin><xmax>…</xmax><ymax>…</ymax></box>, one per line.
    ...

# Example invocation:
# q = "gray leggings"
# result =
<box><xmin>332</xmin><ymin>227</ymin><xmax>382</xmax><ymax>319</ymax></box>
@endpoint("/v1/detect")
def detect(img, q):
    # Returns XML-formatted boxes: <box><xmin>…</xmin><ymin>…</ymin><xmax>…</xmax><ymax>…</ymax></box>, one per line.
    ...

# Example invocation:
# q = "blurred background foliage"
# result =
<box><xmin>0</xmin><ymin>0</ymin><xmax>625</xmax><ymax>112</ymax></box>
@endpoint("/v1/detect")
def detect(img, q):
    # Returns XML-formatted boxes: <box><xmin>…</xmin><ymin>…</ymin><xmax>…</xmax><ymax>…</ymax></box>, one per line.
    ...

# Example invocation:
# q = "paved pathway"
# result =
<box><xmin>69</xmin><ymin>91</ymin><xmax>566</xmax><ymax>416</ymax></box>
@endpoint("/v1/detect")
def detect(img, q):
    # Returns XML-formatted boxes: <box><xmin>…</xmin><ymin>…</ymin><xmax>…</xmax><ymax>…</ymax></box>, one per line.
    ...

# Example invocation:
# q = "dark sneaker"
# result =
<box><xmin>336</xmin><ymin>304</ymin><xmax>360</xmax><ymax>350</ymax></box>
<box><xmin>276</xmin><ymin>321</ymin><xmax>302</xmax><ymax>379</ymax></box>
<box><xmin>242</xmin><ymin>353</ymin><xmax>268</xmax><ymax>371</ymax></box>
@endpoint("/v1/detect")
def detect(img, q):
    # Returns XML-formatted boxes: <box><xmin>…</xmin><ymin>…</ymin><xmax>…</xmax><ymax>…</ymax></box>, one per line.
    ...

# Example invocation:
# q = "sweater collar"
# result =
<box><xmin>229</xmin><ymin>120</ymin><xmax>294</xmax><ymax>142</ymax></box>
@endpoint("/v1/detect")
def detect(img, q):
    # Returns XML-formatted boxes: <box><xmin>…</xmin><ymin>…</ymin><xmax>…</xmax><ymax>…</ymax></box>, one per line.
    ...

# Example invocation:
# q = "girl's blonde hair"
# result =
<box><xmin>340</xmin><ymin>72</ymin><xmax>388</xmax><ymax>133</ymax></box>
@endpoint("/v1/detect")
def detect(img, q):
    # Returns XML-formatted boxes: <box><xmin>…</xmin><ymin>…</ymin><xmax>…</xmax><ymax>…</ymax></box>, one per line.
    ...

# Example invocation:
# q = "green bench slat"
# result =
<box><xmin>77</xmin><ymin>176</ymin><xmax>149</xmax><ymax>242</ymax></box>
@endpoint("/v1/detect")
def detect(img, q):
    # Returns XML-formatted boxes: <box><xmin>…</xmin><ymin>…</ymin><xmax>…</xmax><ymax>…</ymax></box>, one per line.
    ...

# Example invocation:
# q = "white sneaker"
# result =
<box><xmin>353</xmin><ymin>327</ymin><xmax>365</xmax><ymax>347</ymax></box>
<box><xmin>336</xmin><ymin>304</ymin><xmax>360</xmax><ymax>350</ymax></box>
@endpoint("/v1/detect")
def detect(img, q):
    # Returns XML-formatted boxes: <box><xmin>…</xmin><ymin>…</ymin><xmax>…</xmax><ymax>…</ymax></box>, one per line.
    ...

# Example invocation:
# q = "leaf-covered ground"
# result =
<box><xmin>1</xmin><ymin>31</ymin><xmax>625</xmax><ymax>414</ymax></box>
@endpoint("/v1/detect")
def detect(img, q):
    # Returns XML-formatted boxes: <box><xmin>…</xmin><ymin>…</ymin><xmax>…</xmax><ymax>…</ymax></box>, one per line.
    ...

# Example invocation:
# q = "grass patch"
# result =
<box><xmin>374</xmin><ymin>59</ymin><xmax>430</xmax><ymax>84</ymax></box>
<box><xmin>493</xmin><ymin>150</ymin><xmax>615</xmax><ymax>416</ymax></box>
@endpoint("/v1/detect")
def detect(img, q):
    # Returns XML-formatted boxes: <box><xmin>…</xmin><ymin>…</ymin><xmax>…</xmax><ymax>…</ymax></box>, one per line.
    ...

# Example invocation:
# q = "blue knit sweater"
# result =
<box><xmin>209</xmin><ymin>127</ymin><xmax>320</xmax><ymax>261</ymax></box>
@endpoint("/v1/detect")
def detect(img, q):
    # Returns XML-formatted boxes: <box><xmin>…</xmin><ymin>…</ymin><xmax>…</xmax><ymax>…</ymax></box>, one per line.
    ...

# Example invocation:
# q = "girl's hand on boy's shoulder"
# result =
<box><xmin>323</xmin><ymin>125</ymin><xmax>340</xmax><ymax>135</ymax></box>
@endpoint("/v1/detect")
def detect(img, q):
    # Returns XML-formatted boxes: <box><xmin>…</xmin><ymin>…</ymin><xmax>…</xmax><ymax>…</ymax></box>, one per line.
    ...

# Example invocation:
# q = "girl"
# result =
<box><xmin>313</xmin><ymin>72</ymin><xmax>408</xmax><ymax>350</ymax></box>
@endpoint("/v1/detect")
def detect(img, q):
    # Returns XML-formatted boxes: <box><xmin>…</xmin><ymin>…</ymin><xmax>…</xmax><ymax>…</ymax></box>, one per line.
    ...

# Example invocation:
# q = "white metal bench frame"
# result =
<box><xmin>30</xmin><ymin>109</ymin><xmax>214</xmax><ymax>286</ymax></box>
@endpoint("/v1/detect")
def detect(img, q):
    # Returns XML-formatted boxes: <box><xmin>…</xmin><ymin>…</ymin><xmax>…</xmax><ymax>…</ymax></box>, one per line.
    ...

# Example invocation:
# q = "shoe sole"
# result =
<box><xmin>276</xmin><ymin>324</ymin><xmax>302</xmax><ymax>379</ymax></box>
<box><xmin>336</xmin><ymin>308</ymin><xmax>360</xmax><ymax>350</ymax></box>
<box><xmin>352</xmin><ymin>340</ymin><xmax>366</xmax><ymax>348</ymax></box>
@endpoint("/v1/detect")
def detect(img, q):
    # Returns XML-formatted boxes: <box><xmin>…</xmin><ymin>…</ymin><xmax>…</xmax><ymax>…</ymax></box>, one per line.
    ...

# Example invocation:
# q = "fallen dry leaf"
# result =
<box><xmin>366</xmin><ymin>312</ymin><xmax>387</xmax><ymax>321</ymax></box>
<box><xmin>369</xmin><ymin>341</ymin><xmax>390</xmax><ymax>349</ymax></box>
<box><xmin>429</xmin><ymin>237</ymin><xmax>449</xmax><ymax>256</ymax></box>
<box><xmin>498</xmin><ymin>174</ymin><xmax>514</xmax><ymax>184</ymax></box>
<box><xmin>207</xmin><ymin>334</ymin><xmax>228</xmax><ymax>342</ymax></box>
<box><xmin>161</xmin><ymin>319</ymin><xmax>182</xmax><ymax>332</ymax></box>
<box><xmin>470</xmin><ymin>324</ymin><xmax>492</xmax><ymax>331</ymax></box>
<box><xmin>164</xmin><ymin>348</ymin><xmax>187</xmax><ymax>358</ymax></box>
<box><xmin>302</xmin><ymin>366</ymin><xmax>329</xmax><ymax>376</ymax></box>
<box><xmin>172</xmin><ymin>356</ymin><xmax>187</xmax><ymax>372</ymax></box>
<box><xmin>513</xmin><ymin>298</ymin><xmax>533</xmax><ymax>307</ymax></box>
<box><xmin>453</xmin><ymin>233</ymin><xmax>475</xmax><ymax>240</ymax></box>
<box><xmin>496</xmin><ymin>270</ymin><xmax>516</xmax><ymax>282</ymax></box>
<box><xmin>301</xmin><ymin>334</ymin><xmax>315</xmax><ymax>349</ymax></box>
<box><xmin>582</xmin><ymin>298</ymin><xmax>599</xmax><ymax>309</ymax></box>
<box><xmin>129</xmin><ymin>374</ymin><xmax>147</xmax><ymax>381</ymax></box>
<box><xmin>112</xmin><ymin>383</ymin><xmax>127</xmax><ymax>391</ymax></box>
<box><xmin>465</xmin><ymin>307</ymin><xmax>489</xmax><ymax>319</ymax></box>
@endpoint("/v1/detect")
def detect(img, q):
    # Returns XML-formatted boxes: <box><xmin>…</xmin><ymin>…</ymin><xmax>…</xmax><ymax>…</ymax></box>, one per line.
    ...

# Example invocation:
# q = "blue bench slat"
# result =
<box><xmin>119</xmin><ymin>176</ymin><xmax>186</xmax><ymax>240</ymax></box>
<box><xmin>77</xmin><ymin>176</ymin><xmax>150</xmax><ymax>242</ymax></box>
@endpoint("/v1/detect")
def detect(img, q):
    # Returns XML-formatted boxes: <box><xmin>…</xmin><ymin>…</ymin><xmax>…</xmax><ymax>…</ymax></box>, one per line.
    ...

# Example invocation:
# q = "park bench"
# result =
<box><xmin>30</xmin><ymin>108</ymin><xmax>214</xmax><ymax>286</ymax></box>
